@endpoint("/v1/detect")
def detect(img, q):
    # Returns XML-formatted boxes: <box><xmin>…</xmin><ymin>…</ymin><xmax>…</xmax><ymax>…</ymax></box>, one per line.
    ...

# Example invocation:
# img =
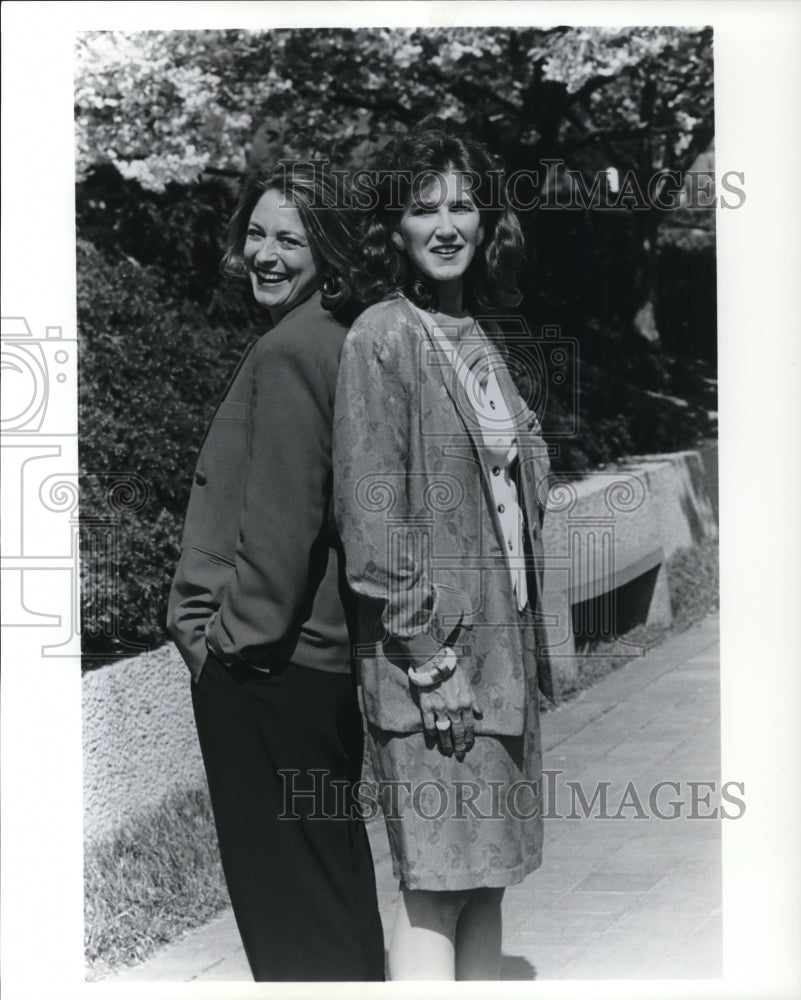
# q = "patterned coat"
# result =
<box><xmin>333</xmin><ymin>295</ymin><xmax>552</xmax><ymax>737</ymax></box>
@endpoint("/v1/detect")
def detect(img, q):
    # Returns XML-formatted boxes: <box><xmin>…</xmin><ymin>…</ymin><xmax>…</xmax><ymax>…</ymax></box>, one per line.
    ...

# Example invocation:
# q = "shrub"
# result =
<box><xmin>77</xmin><ymin>233</ymin><xmax>261</xmax><ymax>663</ymax></box>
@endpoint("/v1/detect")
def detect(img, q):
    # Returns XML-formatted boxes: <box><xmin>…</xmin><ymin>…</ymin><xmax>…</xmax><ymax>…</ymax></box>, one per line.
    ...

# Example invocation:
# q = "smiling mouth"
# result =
<box><xmin>430</xmin><ymin>245</ymin><xmax>463</xmax><ymax>257</ymax></box>
<box><xmin>255</xmin><ymin>271</ymin><xmax>288</xmax><ymax>285</ymax></box>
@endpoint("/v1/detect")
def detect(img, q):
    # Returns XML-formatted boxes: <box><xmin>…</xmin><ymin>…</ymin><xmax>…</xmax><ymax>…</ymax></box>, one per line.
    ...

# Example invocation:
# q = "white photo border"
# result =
<box><xmin>2</xmin><ymin>2</ymin><xmax>800</xmax><ymax>999</ymax></box>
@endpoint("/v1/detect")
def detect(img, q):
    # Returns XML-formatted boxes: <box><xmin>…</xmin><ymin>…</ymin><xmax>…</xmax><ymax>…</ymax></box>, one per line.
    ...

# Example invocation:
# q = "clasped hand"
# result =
<box><xmin>413</xmin><ymin>664</ymin><xmax>481</xmax><ymax>761</ymax></box>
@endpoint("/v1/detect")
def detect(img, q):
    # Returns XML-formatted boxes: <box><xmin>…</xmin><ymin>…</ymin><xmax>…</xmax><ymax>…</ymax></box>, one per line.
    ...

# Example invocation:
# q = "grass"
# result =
<box><xmin>85</xmin><ymin>539</ymin><xmax>719</xmax><ymax>978</ymax></box>
<box><xmin>84</xmin><ymin>786</ymin><xmax>229</xmax><ymax>980</ymax></box>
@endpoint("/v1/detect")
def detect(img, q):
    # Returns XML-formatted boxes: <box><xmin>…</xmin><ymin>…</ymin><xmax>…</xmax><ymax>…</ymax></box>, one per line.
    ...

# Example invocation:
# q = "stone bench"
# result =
<box><xmin>540</xmin><ymin>450</ymin><xmax>717</xmax><ymax>679</ymax></box>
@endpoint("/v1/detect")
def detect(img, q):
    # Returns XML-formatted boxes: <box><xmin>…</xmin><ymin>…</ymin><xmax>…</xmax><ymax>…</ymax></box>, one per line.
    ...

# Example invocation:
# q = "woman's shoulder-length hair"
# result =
<box><xmin>352</xmin><ymin>117</ymin><xmax>526</xmax><ymax>313</ymax></box>
<box><xmin>222</xmin><ymin>161</ymin><xmax>358</xmax><ymax>314</ymax></box>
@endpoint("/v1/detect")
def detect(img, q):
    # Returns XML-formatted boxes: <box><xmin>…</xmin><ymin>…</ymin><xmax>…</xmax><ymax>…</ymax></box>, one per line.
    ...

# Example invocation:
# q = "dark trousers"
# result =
<box><xmin>191</xmin><ymin>654</ymin><xmax>385</xmax><ymax>981</ymax></box>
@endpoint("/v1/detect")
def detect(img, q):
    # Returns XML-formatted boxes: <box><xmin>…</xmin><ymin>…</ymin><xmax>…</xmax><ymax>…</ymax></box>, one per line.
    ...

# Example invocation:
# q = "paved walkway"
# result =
<box><xmin>114</xmin><ymin>613</ymin><xmax>721</xmax><ymax>982</ymax></box>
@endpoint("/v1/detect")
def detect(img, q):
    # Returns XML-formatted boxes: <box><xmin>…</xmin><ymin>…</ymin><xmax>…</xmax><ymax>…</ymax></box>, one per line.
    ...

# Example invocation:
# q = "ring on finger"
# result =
<box><xmin>435</xmin><ymin>718</ymin><xmax>452</xmax><ymax>731</ymax></box>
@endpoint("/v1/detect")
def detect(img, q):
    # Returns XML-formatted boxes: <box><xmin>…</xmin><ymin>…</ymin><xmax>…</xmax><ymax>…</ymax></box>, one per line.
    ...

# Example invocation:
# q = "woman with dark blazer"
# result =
<box><xmin>333</xmin><ymin>120</ymin><xmax>552</xmax><ymax>979</ymax></box>
<box><xmin>167</xmin><ymin>164</ymin><xmax>384</xmax><ymax>982</ymax></box>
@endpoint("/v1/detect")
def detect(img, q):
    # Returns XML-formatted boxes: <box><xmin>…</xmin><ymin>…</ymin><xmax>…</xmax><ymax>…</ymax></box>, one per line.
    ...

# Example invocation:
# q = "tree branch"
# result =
<box><xmin>455</xmin><ymin>77</ymin><xmax>525</xmax><ymax>119</ymax></box>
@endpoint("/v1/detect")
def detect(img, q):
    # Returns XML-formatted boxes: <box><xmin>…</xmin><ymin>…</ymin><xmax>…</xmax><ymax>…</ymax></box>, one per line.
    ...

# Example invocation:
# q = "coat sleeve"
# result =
<box><xmin>333</xmin><ymin>319</ymin><xmax>470</xmax><ymax>670</ymax></box>
<box><xmin>205</xmin><ymin>332</ymin><xmax>334</xmax><ymax>667</ymax></box>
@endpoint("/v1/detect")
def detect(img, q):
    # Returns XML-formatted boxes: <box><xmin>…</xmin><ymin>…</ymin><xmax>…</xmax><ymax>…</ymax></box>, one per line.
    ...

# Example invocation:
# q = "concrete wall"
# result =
<box><xmin>83</xmin><ymin>642</ymin><xmax>203</xmax><ymax>843</ymax></box>
<box><xmin>83</xmin><ymin>446</ymin><xmax>718</xmax><ymax>844</ymax></box>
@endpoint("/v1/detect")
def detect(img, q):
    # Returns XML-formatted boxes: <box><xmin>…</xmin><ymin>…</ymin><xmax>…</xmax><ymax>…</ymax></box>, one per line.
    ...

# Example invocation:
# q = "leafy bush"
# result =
<box><xmin>77</xmin><ymin>213</ymin><xmax>262</xmax><ymax>663</ymax></box>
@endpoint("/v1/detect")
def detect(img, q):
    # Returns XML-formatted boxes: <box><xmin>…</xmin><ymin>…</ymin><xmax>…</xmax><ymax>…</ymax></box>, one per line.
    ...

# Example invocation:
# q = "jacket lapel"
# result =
<box><xmin>400</xmin><ymin>295</ymin><xmax>492</xmax><ymax>470</ymax></box>
<box><xmin>400</xmin><ymin>297</ymin><xmax>525</xmax><ymax>571</ymax></box>
<box><xmin>193</xmin><ymin>339</ymin><xmax>257</xmax><ymax>459</ymax></box>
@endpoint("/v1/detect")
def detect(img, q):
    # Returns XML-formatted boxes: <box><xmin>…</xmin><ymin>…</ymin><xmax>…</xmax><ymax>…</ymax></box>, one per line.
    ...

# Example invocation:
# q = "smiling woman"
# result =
<box><xmin>167</xmin><ymin>163</ymin><xmax>384</xmax><ymax>982</ymax></box>
<box><xmin>221</xmin><ymin>164</ymin><xmax>355</xmax><ymax>320</ymax></box>
<box><xmin>243</xmin><ymin>189</ymin><xmax>320</xmax><ymax>320</ymax></box>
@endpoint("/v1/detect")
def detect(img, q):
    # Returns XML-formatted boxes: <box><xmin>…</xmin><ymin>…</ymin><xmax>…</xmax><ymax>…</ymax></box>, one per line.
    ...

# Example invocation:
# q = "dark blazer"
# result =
<box><xmin>333</xmin><ymin>295</ymin><xmax>553</xmax><ymax>737</ymax></box>
<box><xmin>168</xmin><ymin>291</ymin><xmax>353</xmax><ymax>681</ymax></box>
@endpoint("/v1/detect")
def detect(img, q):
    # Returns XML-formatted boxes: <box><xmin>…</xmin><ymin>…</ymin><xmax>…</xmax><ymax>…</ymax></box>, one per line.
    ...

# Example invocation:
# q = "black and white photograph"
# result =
<box><xmin>2</xmin><ymin>2</ymin><xmax>800</xmax><ymax>998</ymax></box>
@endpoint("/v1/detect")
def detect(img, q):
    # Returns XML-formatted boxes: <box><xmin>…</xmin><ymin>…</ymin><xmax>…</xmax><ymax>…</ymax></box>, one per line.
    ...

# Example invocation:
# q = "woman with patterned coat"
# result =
<box><xmin>333</xmin><ymin>119</ymin><xmax>552</xmax><ymax>979</ymax></box>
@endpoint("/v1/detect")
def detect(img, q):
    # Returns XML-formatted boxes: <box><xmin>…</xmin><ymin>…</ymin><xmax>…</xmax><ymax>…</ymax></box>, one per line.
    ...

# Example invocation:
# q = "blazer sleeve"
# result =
<box><xmin>205</xmin><ymin>331</ymin><xmax>335</xmax><ymax>667</ymax></box>
<box><xmin>333</xmin><ymin>318</ymin><xmax>470</xmax><ymax>670</ymax></box>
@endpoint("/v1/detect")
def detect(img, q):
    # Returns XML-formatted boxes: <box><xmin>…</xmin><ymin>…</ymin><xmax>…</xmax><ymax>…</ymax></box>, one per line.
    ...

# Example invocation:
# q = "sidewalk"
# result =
<box><xmin>114</xmin><ymin>613</ymin><xmax>721</xmax><ymax>982</ymax></box>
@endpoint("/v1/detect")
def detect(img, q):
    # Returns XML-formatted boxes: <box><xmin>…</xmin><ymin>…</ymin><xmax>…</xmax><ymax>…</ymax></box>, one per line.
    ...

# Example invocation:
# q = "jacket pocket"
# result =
<box><xmin>359</xmin><ymin>656</ymin><xmax>422</xmax><ymax>734</ymax></box>
<box><xmin>191</xmin><ymin>545</ymin><xmax>236</xmax><ymax>568</ymax></box>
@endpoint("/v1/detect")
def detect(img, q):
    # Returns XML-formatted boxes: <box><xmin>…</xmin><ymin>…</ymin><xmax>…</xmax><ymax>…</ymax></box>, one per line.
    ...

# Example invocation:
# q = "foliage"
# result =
<box><xmin>540</xmin><ymin>331</ymin><xmax>716</xmax><ymax>474</ymax></box>
<box><xmin>75</xmin><ymin>31</ymin><xmax>256</xmax><ymax>189</ymax></box>
<box><xmin>75</xmin><ymin>26</ymin><xmax>713</xmax><ymax>187</ymax></box>
<box><xmin>76</xmin><ymin>165</ymin><xmax>248</xmax><ymax>312</ymax></box>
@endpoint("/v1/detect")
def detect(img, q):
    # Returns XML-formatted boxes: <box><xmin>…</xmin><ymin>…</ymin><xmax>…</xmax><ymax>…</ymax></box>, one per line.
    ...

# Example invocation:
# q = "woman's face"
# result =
<box><xmin>244</xmin><ymin>188</ymin><xmax>319</xmax><ymax>321</ymax></box>
<box><xmin>394</xmin><ymin>170</ymin><xmax>484</xmax><ymax>291</ymax></box>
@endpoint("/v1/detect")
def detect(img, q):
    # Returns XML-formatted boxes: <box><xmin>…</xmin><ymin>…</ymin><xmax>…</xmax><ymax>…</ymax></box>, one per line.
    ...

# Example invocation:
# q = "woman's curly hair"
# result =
<box><xmin>352</xmin><ymin>116</ymin><xmax>525</xmax><ymax>312</ymax></box>
<box><xmin>222</xmin><ymin>162</ymin><xmax>357</xmax><ymax>314</ymax></box>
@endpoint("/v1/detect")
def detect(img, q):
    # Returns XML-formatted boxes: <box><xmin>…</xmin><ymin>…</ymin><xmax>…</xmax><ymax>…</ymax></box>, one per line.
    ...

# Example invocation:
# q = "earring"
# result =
<box><xmin>321</xmin><ymin>274</ymin><xmax>343</xmax><ymax>298</ymax></box>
